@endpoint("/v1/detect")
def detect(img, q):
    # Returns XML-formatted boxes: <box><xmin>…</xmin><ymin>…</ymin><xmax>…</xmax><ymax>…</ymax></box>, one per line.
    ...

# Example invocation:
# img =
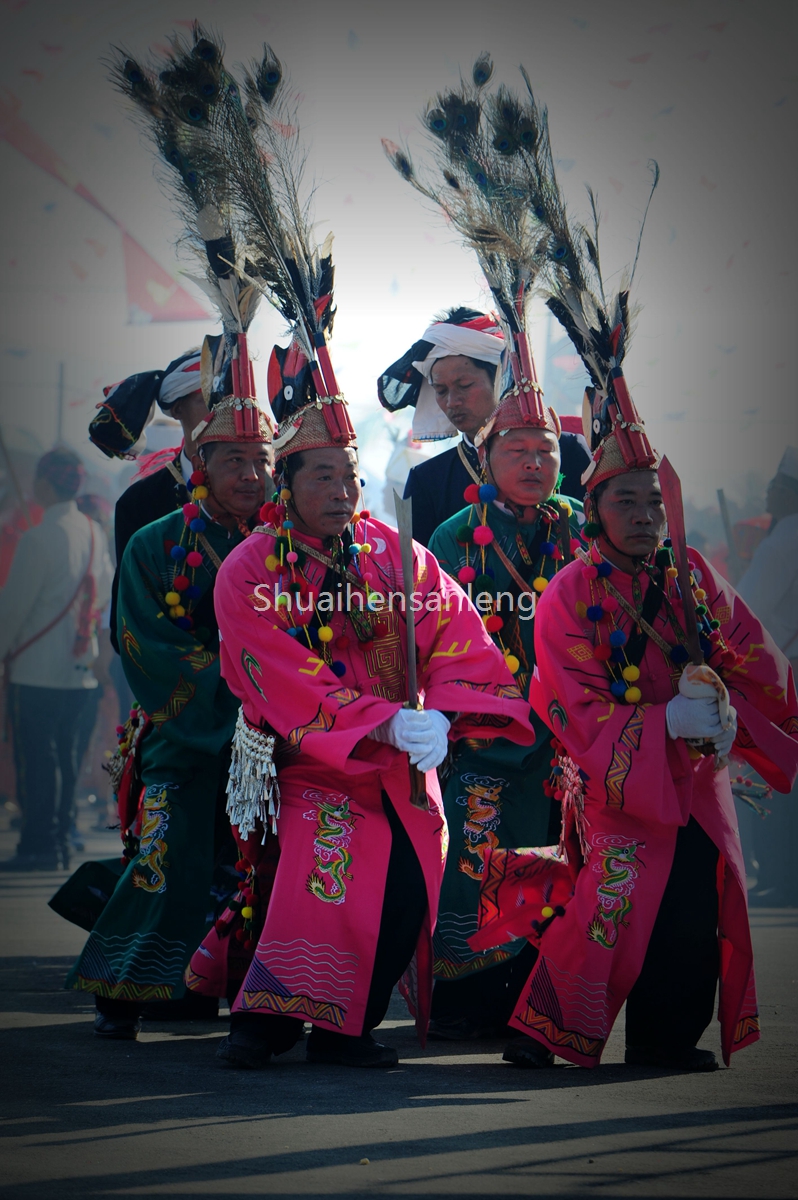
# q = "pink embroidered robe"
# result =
<box><xmin>210</xmin><ymin>517</ymin><xmax>534</xmax><ymax>1040</ymax></box>
<box><xmin>498</xmin><ymin>550</ymin><xmax>798</xmax><ymax>1067</ymax></box>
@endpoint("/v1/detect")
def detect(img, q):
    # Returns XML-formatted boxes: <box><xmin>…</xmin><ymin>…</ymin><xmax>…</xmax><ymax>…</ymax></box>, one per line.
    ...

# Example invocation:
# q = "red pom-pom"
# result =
<box><xmin>235</xmin><ymin>929</ymin><xmax>247</xmax><ymax>943</ymax></box>
<box><xmin>182</xmin><ymin>502</ymin><xmax>200</xmax><ymax>521</ymax></box>
<box><xmin>593</xmin><ymin>644</ymin><xmax>613</xmax><ymax>661</ymax></box>
<box><xmin>214</xmin><ymin>920</ymin><xmax>228</xmax><ymax>936</ymax></box>
<box><xmin>360</xmin><ymin>509</ymin><xmax>371</xmax><ymax>519</ymax></box>
<box><xmin>582</xmin><ymin>564</ymin><xmax>599</xmax><ymax>580</ymax></box>
<box><xmin>485</xmin><ymin>614</ymin><xmax>503</xmax><ymax>633</ymax></box>
<box><xmin>186</xmin><ymin>551</ymin><xmax>203</xmax><ymax>568</ymax></box>
<box><xmin>173</xmin><ymin>574</ymin><xmax>190</xmax><ymax>591</ymax></box>
<box><xmin>472</xmin><ymin>525</ymin><xmax>494</xmax><ymax>546</ymax></box>
<box><xmin>458</xmin><ymin>565</ymin><xmax>476</xmax><ymax>584</ymax></box>
<box><xmin>190</xmin><ymin>469</ymin><xmax>205</xmax><ymax>487</ymax></box>
<box><xmin>274</xmin><ymin>504</ymin><xmax>286</xmax><ymax>520</ymax></box>
<box><xmin>335</xmin><ymin>635</ymin><xmax>350</xmax><ymax>650</ymax></box>
<box><xmin>570</xmin><ymin>538</ymin><xmax>581</xmax><ymax>554</ymax></box>
<box><xmin>235</xmin><ymin>859</ymin><xmax>249</xmax><ymax>873</ymax></box>
<box><xmin>260</xmin><ymin>502</ymin><xmax>276</xmax><ymax>524</ymax></box>
<box><xmin>358</xmin><ymin>638</ymin><xmax>374</xmax><ymax>652</ymax></box>
<box><xmin>464</xmin><ymin>483</ymin><xmax>481</xmax><ymax>504</ymax></box>
<box><xmin>244</xmin><ymin>939</ymin><xmax>256</xmax><ymax>952</ymax></box>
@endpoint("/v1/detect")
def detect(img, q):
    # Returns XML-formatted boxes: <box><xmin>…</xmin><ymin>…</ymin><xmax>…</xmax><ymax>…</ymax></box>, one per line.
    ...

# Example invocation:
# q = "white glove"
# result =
<box><xmin>711</xmin><ymin>706</ymin><xmax>738</xmax><ymax>762</ymax></box>
<box><xmin>665</xmin><ymin>694</ymin><xmax>723</xmax><ymax>741</ymax></box>
<box><xmin>370</xmin><ymin>708</ymin><xmax>451</xmax><ymax>772</ymax></box>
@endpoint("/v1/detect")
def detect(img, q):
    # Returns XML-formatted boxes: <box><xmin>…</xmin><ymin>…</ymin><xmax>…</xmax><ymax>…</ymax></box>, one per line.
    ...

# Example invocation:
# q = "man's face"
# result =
<box><xmin>766</xmin><ymin>473</ymin><xmax>798</xmax><ymax>521</ymax></box>
<box><xmin>595</xmin><ymin>470</ymin><xmax>666</xmax><ymax>559</ymax></box>
<box><xmin>430</xmin><ymin>355</ymin><xmax>497</xmax><ymax>439</ymax></box>
<box><xmin>195</xmin><ymin>442</ymin><xmax>273</xmax><ymax>520</ymax></box>
<box><xmin>287</xmin><ymin>447</ymin><xmax>361</xmax><ymax>539</ymax></box>
<box><xmin>487</xmin><ymin>427</ymin><xmax>561</xmax><ymax>508</ymax></box>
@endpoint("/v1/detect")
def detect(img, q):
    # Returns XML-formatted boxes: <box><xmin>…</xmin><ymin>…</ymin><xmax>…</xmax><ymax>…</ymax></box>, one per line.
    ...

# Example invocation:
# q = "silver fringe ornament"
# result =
<box><xmin>226</xmin><ymin>707</ymin><xmax>280</xmax><ymax>841</ymax></box>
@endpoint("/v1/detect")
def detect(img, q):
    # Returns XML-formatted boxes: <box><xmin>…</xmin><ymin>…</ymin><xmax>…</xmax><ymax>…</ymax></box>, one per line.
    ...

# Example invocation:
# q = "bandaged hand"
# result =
<box><xmin>370</xmin><ymin>708</ymin><xmax>451</xmax><ymax>772</ymax></box>
<box><xmin>665</xmin><ymin>694</ymin><xmax>723</xmax><ymax>741</ymax></box>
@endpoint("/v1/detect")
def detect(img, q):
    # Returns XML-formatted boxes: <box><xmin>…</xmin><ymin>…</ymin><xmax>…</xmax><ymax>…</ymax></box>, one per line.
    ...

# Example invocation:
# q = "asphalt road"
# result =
<box><xmin>0</xmin><ymin>818</ymin><xmax>796</xmax><ymax>1199</ymax></box>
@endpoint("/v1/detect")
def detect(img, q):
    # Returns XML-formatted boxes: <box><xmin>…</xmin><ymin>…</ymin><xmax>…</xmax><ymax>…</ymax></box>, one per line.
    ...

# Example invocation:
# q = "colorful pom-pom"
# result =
<box><xmin>331</xmin><ymin>661</ymin><xmax>347</xmax><ymax>677</ymax></box>
<box><xmin>173</xmin><ymin>574</ymin><xmax>190</xmax><ymax>592</ymax></box>
<box><xmin>182</xmin><ymin>503</ymin><xmax>199</xmax><ymax>521</ymax></box>
<box><xmin>593</xmin><ymin>644</ymin><xmax>613</xmax><ymax>662</ymax></box>
<box><xmin>610</xmin><ymin>680</ymin><xmax>627</xmax><ymax>698</ymax></box>
<box><xmin>504</xmin><ymin>653</ymin><xmax>520</xmax><ymax>675</ymax></box>
<box><xmin>532</xmin><ymin>576</ymin><xmax>548</xmax><ymax>594</ymax></box>
<box><xmin>540</xmin><ymin>541</ymin><xmax>557</xmax><ymax>557</ymax></box>
<box><xmin>670</xmin><ymin>644</ymin><xmax>690</xmax><ymax>664</ymax></box>
<box><xmin>176</xmin><ymin>616</ymin><xmax>192</xmax><ymax>630</ymax></box>
<box><xmin>458</xmin><ymin>565</ymin><xmax>476</xmax><ymax>585</ymax></box>
<box><xmin>265</xmin><ymin>554</ymin><xmax>279</xmax><ymax>571</ymax></box>
<box><xmin>621</xmin><ymin>665</ymin><xmax>640</xmax><ymax>682</ymax></box>
<box><xmin>582</xmin><ymin>521</ymin><xmax>601</xmax><ymax>538</ymax></box>
<box><xmin>335</xmin><ymin>636</ymin><xmax>350</xmax><ymax>650</ymax></box>
<box><xmin>624</xmin><ymin>686</ymin><xmax>642</xmax><ymax>704</ymax></box>
<box><xmin>485</xmin><ymin>614</ymin><xmax>503</xmax><ymax>633</ymax></box>
<box><xmin>586</xmin><ymin>604</ymin><xmax>604</xmax><ymax>622</ymax></box>
<box><xmin>541</xmin><ymin>906</ymin><xmax>554</xmax><ymax>919</ymax></box>
<box><xmin>582</xmin><ymin>564</ymin><xmax>599</xmax><ymax>581</ymax></box>
<box><xmin>189</xmin><ymin>518</ymin><xmax>206</xmax><ymax>533</ymax></box>
<box><xmin>286</xmin><ymin>551</ymin><xmax>298</xmax><ymax>564</ymax></box>
<box><xmin>360</xmin><ymin>543</ymin><xmax>372</xmax><ymax>554</ymax></box>
<box><xmin>317</xmin><ymin>626</ymin><xmax>334</xmax><ymax>643</ymax></box>
<box><xmin>609</xmin><ymin>629</ymin><xmax>627</xmax><ymax>647</ymax></box>
<box><xmin>170</xmin><ymin>545</ymin><xmax>186</xmax><ymax>561</ymax></box>
<box><xmin>666</xmin><ymin>566</ymin><xmax>678</xmax><ymax>579</ymax></box>
<box><xmin>165</xmin><ymin>591</ymin><xmax>181</xmax><ymax>606</ymax></box>
<box><xmin>282</xmin><ymin>519</ymin><xmax>294</xmax><ymax>530</ymax></box>
<box><xmin>475</xmin><ymin>574</ymin><xmax>494</xmax><ymax>591</ymax></box>
<box><xmin>190</xmin><ymin>469</ymin><xmax>205</xmax><ymax>487</ymax></box>
<box><xmin>349</xmin><ymin>543</ymin><xmax>361</xmax><ymax>556</ymax></box>
<box><xmin>570</xmin><ymin>538</ymin><xmax>582</xmax><ymax>555</ymax></box>
<box><xmin>192</xmin><ymin>485</ymin><xmax>209</xmax><ymax>500</ymax></box>
<box><xmin>478</xmin><ymin>483</ymin><xmax>497</xmax><ymax>503</ymax></box>
<box><xmin>186</xmin><ymin>550</ymin><xmax>204</xmax><ymax>569</ymax></box>
<box><xmin>287</xmin><ymin>627</ymin><xmax>298</xmax><ymax>637</ymax></box>
<box><xmin>602</xmin><ymin>595</ymin><xmax>619</xmax><ymax>614</ymax></box>
<box><xmin>360</xmin><ymin>509</ymin><xmax>371</xmax><ymax>519</ymax></box>
<box><xmin>455</xmin><ymin>524</ymin><xmax>474</xmax><ymax>544</ymax></box>
<box><xmin>279</xmin><ymin>487</ymin><xmax>291</xmax><ymax>501</ymax></box>
<box><xmin>596</xmin><ymin>561</ymin><xmax>613</xmax><ymax>577</ymax></box>
<box><xmin>472</xmin><ymin>525</ymin><xmax>494</xmax><ymax>546</ymax></box>
<box><xmin>240</xmin><ymin>906</ymin><xmax>253</xmax><ymax>920</ymax></box>
<box><xmin>463</xmin><ymin>483</ymin><xmax>481</xmax><ymax>504</ymax></box>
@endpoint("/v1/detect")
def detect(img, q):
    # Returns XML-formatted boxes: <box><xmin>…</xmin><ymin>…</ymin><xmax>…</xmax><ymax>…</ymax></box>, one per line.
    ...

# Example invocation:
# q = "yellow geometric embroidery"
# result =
<box><xmin>151</xmin><ymin>676</ymin><xmax>195</xmax><ymax>727</ymax></box>
<box><xmin>714</xmin><ymin>604</ymin><xmax>732</xmax><ymax>625</ymax></box>
<box><xmin>568</xmin><ymin>643</ymin><xmax>594</xmax><ymax>663</ymax></box>
<box><xmin>180</xmin><ymin>647</ymin><xmax>216</xmax><ymax>673</ymax></box>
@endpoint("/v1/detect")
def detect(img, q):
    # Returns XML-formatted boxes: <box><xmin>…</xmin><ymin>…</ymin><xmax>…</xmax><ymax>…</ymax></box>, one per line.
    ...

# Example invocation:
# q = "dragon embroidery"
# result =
<box><xmin>455</xmin><ymin>772</ymin><xmax>507</xmax><ymax>880</ymax></box>
<box><xmin>242</xmin><ymin>648</ymin><xmax>265</xmax><ymax>698</ymax></box>
<box><xmin>587</xmin><ymin>834</ymin><xmax>645</xmax><ymax>948</ymax></box>
<box><xmin>302</xmin><ymin>789</ymin><xmax>361</xmax><ymax>904</ymax></box>
<box><xmin>131</xmin><ymin>784</ymin><xmax>176</xmax><ymax>894</ymax></box>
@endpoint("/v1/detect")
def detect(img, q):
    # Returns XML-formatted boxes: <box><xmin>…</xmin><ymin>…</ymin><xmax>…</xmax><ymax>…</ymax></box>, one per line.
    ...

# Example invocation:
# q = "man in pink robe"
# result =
<box><xmin>480</xmin><ymin>398</ymin><xmax>798</xmax><ymax>1072</ymax></box>
<box><xmin>209</xmin><ymin>399</ymin><xmax>534</xmax><ymax>1068</ymax></box>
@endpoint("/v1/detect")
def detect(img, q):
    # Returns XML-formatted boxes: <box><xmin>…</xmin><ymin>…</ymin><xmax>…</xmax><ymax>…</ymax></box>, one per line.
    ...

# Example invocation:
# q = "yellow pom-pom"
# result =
<box><xmin>276</xmin><ymin>594</ymin><xmax>289</xmax><ymax>607</ymax></box>
<box><xmin>265</xmin><ymin>555</ymin><xmax>279</xmax><ymax>571</ymax></box>
<box><xmin>279</xmin><ymin>488</ymin><xmax>292</xmax><ymax>501</ymax></box>
<box><xmin>694</xmin><ymin>588</ymin><xmax>707</xmax><ymax>601</ymax></box>
<box><xmin>575</xmin><ymin>601</ymin><xmax>588</xmax><ymax>618</ymax></box>
<box><xmin>351</xmin><ymin>512</ymin><xmax>362</xmax><ymax>524</ymax></box>
<box><xmin>532</xmin><ymin>576</ymin><xmax>548</xmax><ymax>593</ymax></box>
<box><xmin>240</xmin><ymin>906</ymin><xmax>253</xmax><ymax>920</ymax></box>
<box><xmin>360</xmin><ymin>543</ymin><xmax>372</xmax><ymax>554</ymax></box>
<box><xmin>174</xmin><ymin>605</ymin><xmax>186</xmax><ymax>618</ymax></box>
<box><xmin>541</xmin><ymin>906</ymin><xmax>554</xmax><ymax>919</ymax></box>
<box><xmin>666</xmin><ymin>566</ymin><xmax>678</xmax><ymax>579</ymax></box>
<box><xmin>168</xmin><ymin>606</ymin><xmax>179</xmax><ymax>619</ymax></box>
<box><xmin>192</xmin><ymin>485</ymin><xmax>209</xmax><ymax>500</ymax></box>
<box><xmin>504</xmin><ymin>653</ymin><xmax>520</xmax><ymax>675</ymax></box>
<box><xmin>625</xmin><ymin>686</ymin><xmax>642</xmax><ymax>704</ymax></box>
<box><xmin>165</xmin><ymin>591</ymin><xmax>181</xmax><ymax>606</ymax></box>
<box><xmin>622</xmin><ymin>665</ymin><xmax>640</xmax><ymax>682</ymax></box>
<box><xmin>559</xmin><ymin>500</ymin><xmax>573</xmax><ymax>516</ymax></box>
<box><xmin>317</xmin><ymin>626</ymin><xmax>334</xmax><ymax>643</ymax></box>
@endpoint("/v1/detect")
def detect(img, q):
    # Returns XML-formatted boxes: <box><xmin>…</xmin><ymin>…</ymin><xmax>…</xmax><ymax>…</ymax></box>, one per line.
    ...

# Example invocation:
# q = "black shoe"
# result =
<box><xmin>0</xmin><ymin>853</ymin><xmax>59</xmax><ymax>872</ymax></box>
<box><xmin>216</xmin><ymin>1032</ymin><xmax>272</xmax><ymax>1069</ymax></box>
<box><xmin>142</xmin><ymin>994</ymin><xmax>220</xmax><ymax>1021</ymax></box>
<box><xmin>93</xmin><ymin>1012</ymin><xmax>141</xmax><ymax>1040</ymax></box>
<box><xmin>428</xmin><ymin>1016</ymin><xmax>507</xmax><ymax>1041</ymax></box>
<box><xmin>306</xmin><ymin>1031</ymin><xmax>399</xmax><ymax>1068</ymax></box>
<box><xmin>502</xmin><ymin>1037</ymin><xmax>555</xmax><ymax>1068</ymax></box>
<box><xmin>625</xmin><ymin>1045</ymin><xmax>719</xmax><ymax>1071</ymax></box>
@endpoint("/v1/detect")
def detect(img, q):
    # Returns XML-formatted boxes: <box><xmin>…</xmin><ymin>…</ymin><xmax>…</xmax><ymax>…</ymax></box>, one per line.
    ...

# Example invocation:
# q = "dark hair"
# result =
<box><xmin>36</xmin><ymin>447</ymin><xmax>83</xmax><ymax>500</ymax></box>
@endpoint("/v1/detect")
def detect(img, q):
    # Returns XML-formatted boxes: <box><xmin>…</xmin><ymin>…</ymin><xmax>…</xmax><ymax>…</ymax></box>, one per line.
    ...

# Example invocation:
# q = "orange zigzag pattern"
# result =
<box><xmin>151</xmin><ymin>675</ymin><xmax>196</xmax><ymax>727</ymax></box>
<box><xmin>518</xmin><ymin>1003</ymin><xmax>603</xmax><ymax>1059</ymax></box>
<box><xmin>605</xmin><ymin>704</ymin><xmax>646</xmax><ymax>809</ymax></box>
<box><xmin>238</xmin><ymin>989</ymin><xmax>346</xmax><ymax>1028</ymax></box>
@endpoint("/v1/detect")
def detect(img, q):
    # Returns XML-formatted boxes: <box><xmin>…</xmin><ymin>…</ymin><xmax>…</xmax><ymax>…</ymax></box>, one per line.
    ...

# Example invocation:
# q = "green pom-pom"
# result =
<box><xmin>583</xmin><ymin>521</ymin><xmax>601</xmax><ymax>538</ymax></box>
<box><xmin>695</xmin><ymin>604</ymin><xmax>708</xmax><ymax>617</ymax></box>
<box><xmin>474</xmin><ymin>574</ymin><xmax>494</xmax><ymax>592</ymax></box>
<box><xmin>456</xmin><ymin>524</ymin><xmax>474</xmax><ymax>544</ymax></box>
<box><xmin>709</xmin><ymin>618</ymin><xmax>721</xmax><ymax>630</ymax></box>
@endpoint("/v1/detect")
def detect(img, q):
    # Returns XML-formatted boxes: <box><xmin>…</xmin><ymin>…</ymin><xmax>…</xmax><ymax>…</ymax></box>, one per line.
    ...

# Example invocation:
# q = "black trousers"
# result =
<box><xmin>228</xmin><ymin>791</ymin><xmax>428</xmax><ymax>1051</ymax></box>
<box><xmin>431</xmin><ymin>942</ymin><xmax>539</xmax><ymax>1026</ymax></box>
<box><xmin>9</xmin><ymin>683</ymin><xmax>91</xmax><ymax>858</ymax></box>
<box><xmin>625</xmin><ymin>816</ymin><xmax>720</xmax><ymax>1049</ymax></box>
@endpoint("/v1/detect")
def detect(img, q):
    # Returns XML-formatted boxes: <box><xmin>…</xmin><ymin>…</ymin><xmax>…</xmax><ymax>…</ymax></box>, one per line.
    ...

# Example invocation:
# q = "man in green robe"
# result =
<box><xmin>427</xmin><ymin>391</ymin><xmax>585</xmax><ymax>1038</ymax></box>
<box><xmin>67</xmin><ymin>397</ymin><xmax>274</xmax><ymax>1039</ymax></box>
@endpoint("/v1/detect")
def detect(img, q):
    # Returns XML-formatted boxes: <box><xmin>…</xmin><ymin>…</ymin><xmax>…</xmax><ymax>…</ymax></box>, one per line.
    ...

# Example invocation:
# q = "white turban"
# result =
<box><xmin>411</xmin><ymin>322</ymin><xmax>506</xmax><ymax>440</ymax></box>
<box><xmin>158</xmin><ymin>353</ymin><xmax>203</xmax><ymax>411</ymax></box>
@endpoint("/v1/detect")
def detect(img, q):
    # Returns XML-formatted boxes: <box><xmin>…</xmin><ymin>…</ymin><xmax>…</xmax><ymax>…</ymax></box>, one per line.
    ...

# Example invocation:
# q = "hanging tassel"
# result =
<box><xmin>226</xmin><ymin>708</ymin><xmax>281</xmax><ymax>841</ymax></box>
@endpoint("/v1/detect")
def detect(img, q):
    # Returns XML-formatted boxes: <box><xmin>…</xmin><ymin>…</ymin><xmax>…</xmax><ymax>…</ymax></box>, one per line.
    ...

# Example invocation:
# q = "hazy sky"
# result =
<box><xmin>0</xmin><ymin>0</ymin><xmax>795</xmax><ymax>507</ymax></box>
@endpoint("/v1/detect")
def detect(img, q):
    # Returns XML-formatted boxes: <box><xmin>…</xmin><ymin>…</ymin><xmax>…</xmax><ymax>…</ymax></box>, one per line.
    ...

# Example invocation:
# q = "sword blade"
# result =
<box><xmin>393</xmin><ymin>489</ymin><xmax>419</xmax><ymax>705</ymax></box>
<box><xmin>658</xmin><ymin>456</ymin><xmax>703</xmax><ymax>665</ymax></box>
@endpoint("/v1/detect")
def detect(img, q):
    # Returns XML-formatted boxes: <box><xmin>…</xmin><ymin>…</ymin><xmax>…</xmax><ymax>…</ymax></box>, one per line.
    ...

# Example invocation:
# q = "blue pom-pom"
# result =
<box><xmin>189</xmin><ymin>518</ymin><xmax>206</xmax><ymax>533</ymax></box>
<box><xmin>551</xmin><ymin>766</ymin><xmax>563</xmax><ymax>777</ymax></box>
<box><xmin>610</xmin><ymin>680</ymin><xmax>627</xmax><ymax>697</ymax></box>
<box><xmin>597</xmin><ymin>561</ymin><xmax>613</xmax><ymax>577</ymax></box>
<box><xmin>670</xmin><ymin>644</ymin><xmax>689</xmax><ymax>664</ymax></box>
<box><xmin>307</xmin><ymin>626</ymin><xmax>319</xmax><ymax>645</ymax></box>
<box><xmin>175</xmin><ymin>617</ymin><xmax>192</xmax><ymax>630</ymax></box>
<box><xmin>184</xmin><ymin>585</ymin><xmax>201</xmax><ymax>600</ymax></box>
<box><xmin>349</xmin><ymin>544</ymin><xmax>361</xmax><ymax>556</ymax></box>
<box><xmin>540</xmin><ymin>540</ymin><xmax>557</xmax><ymax>557</ymax></box>
<box><xmin>609</xmin><ymin>629</ymin><xmax>627</xmax><ymax>647</ymax></box>
<box><xmin>611</xmin><ymin>648</ymin><xmax>626</xmax><ymax>663</ymax></box>
<box><xmin>699</xmin><ymin>637</ymin><xmax>713</xmax><ymax>658</ymax></box>
<box><xmin>478</xmin><ymin>483</ymin><xmax>497</xmax><ymax>503</ymax></box>
<box><xmin>170</xmin><ymin>545</ymin><xmax>186</xmax><ymax>560</ymax></box>
<box><xmin>663</xmin><ymin>537</ymin><xmax>673</xmax><ymax>548</ymax></box>
<box><xmin>282</xmin><ymin>520</ymin><xmax>294</xmax><ymax>530</ymax></box>
<box><xmin>287</xmin><ymin>627</ymin><xmax>298</xmax><ymax>638</ymax></box>
<box><xmin>586</xmin><ymin>604</ymin><xmax>604</xmax><ymax>622</ymax></box>
<box><xmin>331</xmin><ymin>661</ymin><xmax>347</xmax><ymax>677</ymax></box>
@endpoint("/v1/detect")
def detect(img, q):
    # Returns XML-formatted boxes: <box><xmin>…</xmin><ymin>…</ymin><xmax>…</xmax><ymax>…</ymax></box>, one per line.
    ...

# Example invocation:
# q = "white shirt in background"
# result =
<box><xmin>0</xmin><ymin>500</ymin><xmax>114</xmax><ymax>689</ymax></box>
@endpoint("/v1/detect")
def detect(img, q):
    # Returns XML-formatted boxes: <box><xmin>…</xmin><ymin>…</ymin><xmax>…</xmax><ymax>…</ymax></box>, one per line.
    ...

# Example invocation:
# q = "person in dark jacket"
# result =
<box><xmin>378</xmin><ymin>308</ymin><xmax>590</xmax><ymax>545</ymax></box>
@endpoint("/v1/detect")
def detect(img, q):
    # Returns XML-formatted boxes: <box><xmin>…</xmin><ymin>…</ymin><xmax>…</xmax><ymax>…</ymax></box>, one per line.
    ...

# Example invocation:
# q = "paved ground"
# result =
<box><xmin>0</xmin><ymin>810</ymin><xmax>796</xmax><ymax>1199</ymax></box>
